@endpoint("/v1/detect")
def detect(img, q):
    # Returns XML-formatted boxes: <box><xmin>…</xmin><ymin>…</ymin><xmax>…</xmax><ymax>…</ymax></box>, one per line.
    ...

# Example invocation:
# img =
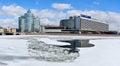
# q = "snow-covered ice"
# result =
<box><xmin>35</xmin><ymin>38</ymin><xmax>70</xmax><ymax>45</ymax></box>
<box><xmin>0</xmin><ymin>35</ymin><xmax>120</xmax><ymax>66</ymax></box>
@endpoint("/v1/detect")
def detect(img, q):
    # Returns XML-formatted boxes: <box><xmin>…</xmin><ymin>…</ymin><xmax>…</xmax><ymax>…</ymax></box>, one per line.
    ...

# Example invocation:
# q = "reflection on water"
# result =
<box><xmin>59</xmin><ymin>40</ymin><xmax>95</xmax><ymax>48</ymax></box>
<box><xmin>58</xmin><ymin>40</ymin><xmax>95</xmax><ymax>54</ymax></box>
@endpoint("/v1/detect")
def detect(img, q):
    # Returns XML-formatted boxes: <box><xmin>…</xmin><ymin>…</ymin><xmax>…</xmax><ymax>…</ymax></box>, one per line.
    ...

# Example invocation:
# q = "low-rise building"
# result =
<box><xmin>0</xmin><ymin>28</ymin><xmax>4</xmax><ymax>35</ymax></box>
<box><xmin>4</xmin><ymin>27</ymin><xmax>16</xmax><ymax>35</ymax></box>
<box><xmin>45</xmin><ymin>26</ymin><xmax>63</xmax><ymax>33</ymax></box>
<box><xmin>0</xmin><ymin>27</ymin><xmax>4</xmax><ymax>35</ymax></box>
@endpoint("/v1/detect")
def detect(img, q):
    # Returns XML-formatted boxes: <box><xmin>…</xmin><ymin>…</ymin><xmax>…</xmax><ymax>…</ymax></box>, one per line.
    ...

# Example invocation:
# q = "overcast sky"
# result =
<box><xmin>0</xmin><ymin>0</ymin><xmax>120</xmax><ymax>31</ymax></box>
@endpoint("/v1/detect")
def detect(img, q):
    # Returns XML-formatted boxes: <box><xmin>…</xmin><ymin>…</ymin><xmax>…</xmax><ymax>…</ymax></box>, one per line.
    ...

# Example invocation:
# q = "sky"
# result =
<box><xmin>0</xmin><ymin>0</ymin><xmax>120</xmax><ymax>31</ymax></box>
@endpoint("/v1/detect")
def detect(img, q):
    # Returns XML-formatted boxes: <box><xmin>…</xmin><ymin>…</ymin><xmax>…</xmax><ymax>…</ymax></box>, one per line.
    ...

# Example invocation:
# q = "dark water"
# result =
<box><xmin>58</xmin><ymin>40</ymin><xmax>95</xmax><ymax>52</ymax></box>
<box><xmin>59</xmin><ymin>40</ymin><xmax>95</xmax><ymax>48</ymax></box>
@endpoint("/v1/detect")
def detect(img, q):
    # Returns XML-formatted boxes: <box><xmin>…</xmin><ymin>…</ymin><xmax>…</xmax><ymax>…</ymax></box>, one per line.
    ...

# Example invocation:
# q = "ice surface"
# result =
<box><xmin>34</xmin><ymin>38</ymin><xmax>70</xmax><ymax>45</ymax></box>
<box><xmin>0</xmin><ymin>35</ymin><xmax>120</xmax><ymax>66</ymax></box>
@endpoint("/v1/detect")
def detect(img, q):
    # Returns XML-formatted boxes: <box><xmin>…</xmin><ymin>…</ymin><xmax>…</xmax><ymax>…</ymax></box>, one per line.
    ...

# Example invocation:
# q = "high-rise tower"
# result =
<box><xmin>19</xmin><ymin>10</ymin><xmax>40</xmax><ymax>32</ymax></box>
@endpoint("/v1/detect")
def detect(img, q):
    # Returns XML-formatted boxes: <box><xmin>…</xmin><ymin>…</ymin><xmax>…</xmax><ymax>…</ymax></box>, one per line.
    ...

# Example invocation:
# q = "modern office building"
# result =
<box><xmin>33</xmin><ymin>17</ymin><xmax>41</xmax><ymax>32</ymax></box>
<box><xmin>60</xmin><ymin>15</ymin><xmax>109</xmax><ymax>34</ymax></box>
<box><xmin>19</xmin><ymin>10</ymin><xmax>40</xmax><ymax>32</ymax></box>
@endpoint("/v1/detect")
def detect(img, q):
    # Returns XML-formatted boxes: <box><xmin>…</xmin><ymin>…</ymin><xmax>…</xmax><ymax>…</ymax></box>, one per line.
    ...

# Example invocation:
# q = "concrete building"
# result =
<box><xmin>45</xmin><ymin>26</ymin><xmax>63</xmax><ymax>33</ymax></box>
<box><xmin>0</xmin><ymin>27</ymin><xmax>4</xmax><ymax>35</ymax></box>
<box><xmin>0</xmin><ymin>27</ymin><xmax>17</xmax><ymax>35</ymax></box>
<box><xmin>0</xmin><ymin>29</ymin><xmax>3</xmax><ymax>33</ymax></box>
<box><xmin>19</xmin><ymin>10</ymin><xmax>40</xmax><ymax>32</ymax></box>
<box><xmin>4</xmin><ymin>27</ymin><xmax>16</xmax><ymax>35</ymax></box>
<box><xmin>60</xmin><ymin>15</ymin><xmax>109</xmax><ymax>34</ymax></box>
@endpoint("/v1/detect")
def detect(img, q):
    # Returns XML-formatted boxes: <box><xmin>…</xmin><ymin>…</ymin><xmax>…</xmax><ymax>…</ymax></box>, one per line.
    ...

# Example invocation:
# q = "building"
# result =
<box><xmin>0</xmin><ymin>26</ymin><xmax>17</xmax><ymax>35</ymax></box>
<box><xmin>45</xmin><ymin>26</ymin><xmax>63</xmax><ymax>33</ymax></box>
<box><xmin>4</xmin><ymin>27</ymin><xmax>16</xmax><ymax>35</ymax></box>
<box><xmin>60</xmin><ymin>17</ymin><xmax>74</xmax><ymax>29</ymax></box>
<box><xmin>0</xmin><ymin>29</ymin><xmax>3</xmax><ymax>33</ymax></box>
<box><xmin>33</xmin><ymin>17</ymin><xmax>40</xmax><ymax>32</ymax></box>
<box><xmin>60</xmin><ymin>15</ymin><xmax>109</xmax><ymax>34</ymax></box>
<box><xmin>0</xmin><ymin>27</ymin><xmax>4</xmax><ymax>35</ymax></box>
<box><xmin>19</xmin><ymin>10</ymin><xmax>40</xmax><ymax>32</ymax></box>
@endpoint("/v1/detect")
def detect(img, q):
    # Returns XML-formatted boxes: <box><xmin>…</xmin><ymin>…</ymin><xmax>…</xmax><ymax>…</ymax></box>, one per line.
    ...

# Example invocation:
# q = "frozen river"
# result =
<box><xmin>0</xmin><ymin>35</ymin><xmax>120</xmax><ymax>66</ymax></box>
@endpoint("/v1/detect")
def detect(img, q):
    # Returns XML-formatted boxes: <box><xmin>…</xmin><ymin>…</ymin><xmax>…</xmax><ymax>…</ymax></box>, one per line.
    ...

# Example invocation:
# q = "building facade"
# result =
<box><xmin>2</xmin><ymin>27</ymin><xmax>16</xmax><ymax>35</ymax></box>
<box><xmin>0</xmin><ymin>28</ymin><xmax>4</xmax><ymax>35</ymax></box>
<box><xmin>60</xmin><ymin>15</ymin><xmax>109</xmax><ymax>33</ymax></box>
<box><xmin>0</xmin><ymin>26</ymin><xmax>17</xmax><ymax>35</ymax></box>
<box><xmin>60</xmin><ymin>17</ymin><xmax>74</xmax><ymax>29</ymax></box>
<box><xmin>19</xmin><ymin>10</ymin><xmax>40</xmax><ymax>32</ymax></box>
<box><xmin>80</xmin><ymin>18</ymin><xmax>109</xmax><ymax>31</ymax></box>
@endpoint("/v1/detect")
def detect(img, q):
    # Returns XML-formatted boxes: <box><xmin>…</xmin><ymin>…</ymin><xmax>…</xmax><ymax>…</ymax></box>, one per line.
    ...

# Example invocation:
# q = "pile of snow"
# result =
<box><xmin>28</xmin><ymin>40</ymin><xmax>79</xmax><ymax>62</ymax></box>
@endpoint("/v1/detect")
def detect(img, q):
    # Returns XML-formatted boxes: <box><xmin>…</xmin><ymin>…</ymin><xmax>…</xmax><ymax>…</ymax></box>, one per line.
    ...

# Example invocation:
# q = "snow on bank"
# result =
<box><xmin>0</xmin><ymin>35</ymin><xmax>120</xmax><ymax>66</ymax></box>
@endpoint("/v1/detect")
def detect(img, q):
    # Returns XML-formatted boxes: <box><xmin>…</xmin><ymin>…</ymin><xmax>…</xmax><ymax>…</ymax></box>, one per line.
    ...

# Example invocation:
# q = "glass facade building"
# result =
<box><xmin>33</xmin><ymin>17</ymin><xmax>40</xmax><ymax>32</ymax></box>
<box><xmin>19</xmin><ymin>10</ymin><xmax>40</xmax><ymax>32</ymax></box>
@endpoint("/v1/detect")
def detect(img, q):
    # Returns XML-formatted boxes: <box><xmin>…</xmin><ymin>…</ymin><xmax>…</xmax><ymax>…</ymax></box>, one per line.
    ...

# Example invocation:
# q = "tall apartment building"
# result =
<box><xmin>19</xmin><ymin>10</ymin><xmax>40</xmax><ymax>32</ymax></box>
